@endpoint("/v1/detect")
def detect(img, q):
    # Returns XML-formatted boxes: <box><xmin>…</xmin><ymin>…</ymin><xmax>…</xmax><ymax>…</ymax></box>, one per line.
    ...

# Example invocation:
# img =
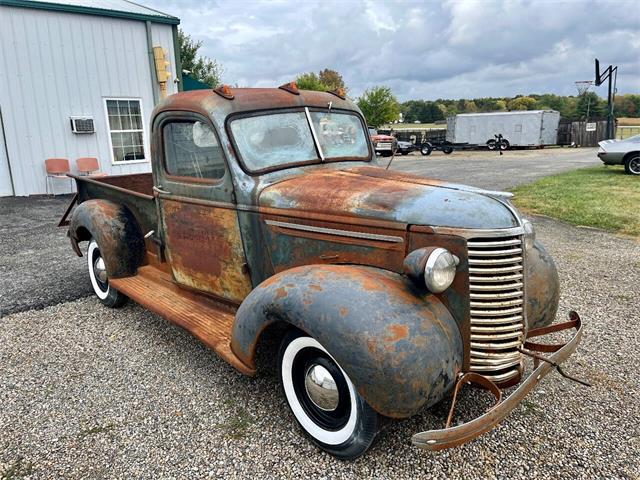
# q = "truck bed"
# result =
<box><xmin>72</xmin><ymin>173</ymin><xmax>157</xmax><ymax>237</ymax></box>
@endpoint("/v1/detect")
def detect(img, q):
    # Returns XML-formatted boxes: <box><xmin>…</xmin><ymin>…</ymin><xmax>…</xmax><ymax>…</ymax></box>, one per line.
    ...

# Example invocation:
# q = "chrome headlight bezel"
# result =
<box><xmin>423</xmin><ymin>248</ymin><xmax>459</xmax><ymax>294</ymax></box>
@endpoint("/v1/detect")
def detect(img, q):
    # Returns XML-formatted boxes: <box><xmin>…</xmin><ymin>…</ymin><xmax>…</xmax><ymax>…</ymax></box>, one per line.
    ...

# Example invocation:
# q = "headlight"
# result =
<box><xmin>523</xmin><ymin>219</ymin><xmax>535</xmax><ymax>250</ymax></box>
<box><xmin>424</xmin><ymin>248</ymin><xmax>459</xmax><ymax>293</ymax></box>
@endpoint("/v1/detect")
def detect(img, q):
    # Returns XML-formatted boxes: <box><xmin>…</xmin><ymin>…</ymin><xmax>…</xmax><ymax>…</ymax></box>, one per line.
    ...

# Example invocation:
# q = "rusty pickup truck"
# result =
<box><xmin>61</xmin><ymin>83</ymin><xmax>584</xmax><ymax>459</ymax></box>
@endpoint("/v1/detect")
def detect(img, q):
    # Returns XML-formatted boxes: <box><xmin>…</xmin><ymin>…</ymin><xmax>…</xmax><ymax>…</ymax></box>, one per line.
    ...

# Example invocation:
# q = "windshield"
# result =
<box><xmin>230</xmin><ymin>109</ymin><xmax>370</xmax><ymax>172</ymax></box>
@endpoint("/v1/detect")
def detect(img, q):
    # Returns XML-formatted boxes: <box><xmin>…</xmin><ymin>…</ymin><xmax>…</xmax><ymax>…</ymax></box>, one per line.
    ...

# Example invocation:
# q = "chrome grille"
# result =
<box><xmin>467</xmin><ymin>235</ymin><xmax>525</xmax><ymax>383</ymax></box>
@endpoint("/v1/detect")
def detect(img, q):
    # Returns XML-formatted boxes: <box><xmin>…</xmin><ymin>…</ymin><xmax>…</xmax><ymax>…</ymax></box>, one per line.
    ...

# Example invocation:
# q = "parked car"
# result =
<box><xmin>61</xmin><ymin>85</ymin><xmax>584</xmax><ymax>459</ymax></box>
<box><xmin>597</xmin><ymin>134</ymin><xmax>640</xmax><ymax>175</ymax></box>
<box><xmin>396</xmin><ymin>140</ymin><xmax>420</xmax><ymax>155</ymax></box>
<box><xmin>368</xmin><ymin>127</ymin><xmax>397</xmax><ymax>157</ymax></box>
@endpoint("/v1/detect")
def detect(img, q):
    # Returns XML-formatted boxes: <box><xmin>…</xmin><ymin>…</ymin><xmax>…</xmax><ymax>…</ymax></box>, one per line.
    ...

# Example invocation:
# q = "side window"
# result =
<box><xmin>515</xmin><ymin>124</ymin><xmax>523</xmax><ymax>133</ymax></box>
<box><xmin>163</xmin><ymin>120</ymin><xmax>225</xmax><ymax>179</ymax></box>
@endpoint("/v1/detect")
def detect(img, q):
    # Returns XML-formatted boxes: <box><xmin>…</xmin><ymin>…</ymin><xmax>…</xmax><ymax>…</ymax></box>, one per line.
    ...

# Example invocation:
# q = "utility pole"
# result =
<box><xmin>594</xmin><ymin>58</ymin><xmax>618</xmax><ymax>140</ymax></box>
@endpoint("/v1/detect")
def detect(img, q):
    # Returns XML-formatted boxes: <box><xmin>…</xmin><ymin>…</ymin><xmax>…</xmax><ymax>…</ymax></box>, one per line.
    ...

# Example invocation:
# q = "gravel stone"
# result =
<box><xmin>1</xmin><ymin>214</ymin><xmax>638</xmax><ymax>479</ymax></box>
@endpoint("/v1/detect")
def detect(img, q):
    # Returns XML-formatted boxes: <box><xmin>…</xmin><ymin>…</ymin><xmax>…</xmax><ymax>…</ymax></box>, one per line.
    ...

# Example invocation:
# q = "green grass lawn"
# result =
<box><xmin>512</xmin><ymin>165</ymin><xmax>640</xmax><ymax>237</ymax></box>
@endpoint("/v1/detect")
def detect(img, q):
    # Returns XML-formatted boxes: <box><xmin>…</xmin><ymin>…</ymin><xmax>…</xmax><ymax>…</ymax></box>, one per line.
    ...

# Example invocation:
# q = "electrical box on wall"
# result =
<box><xmin>70</xmin><ymin>116</ymin><xmax>95</xmax><ymax>134</ymax></box>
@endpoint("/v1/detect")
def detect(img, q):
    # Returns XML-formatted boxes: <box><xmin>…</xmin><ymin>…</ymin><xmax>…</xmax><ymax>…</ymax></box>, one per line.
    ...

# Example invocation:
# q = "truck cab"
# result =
<box><xmin>64</xmin><ymin>84</ymin><xmax>583</xmax><ymax>459</ymax></box>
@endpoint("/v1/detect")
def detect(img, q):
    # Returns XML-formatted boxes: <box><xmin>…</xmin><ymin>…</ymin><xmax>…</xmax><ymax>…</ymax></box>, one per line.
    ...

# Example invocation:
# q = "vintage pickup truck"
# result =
<box><xmin>61</xmin><ymin>84</ymin><xmax>584</xmax><ymax>459</ymax></box>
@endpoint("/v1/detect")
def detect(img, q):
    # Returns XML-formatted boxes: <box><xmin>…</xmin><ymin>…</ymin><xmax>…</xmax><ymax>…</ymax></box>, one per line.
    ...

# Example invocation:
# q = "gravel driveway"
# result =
<box><xmin>1</xmin><ymin>214</ymin><xmax>639</xmax><ymax>479</ymax></box>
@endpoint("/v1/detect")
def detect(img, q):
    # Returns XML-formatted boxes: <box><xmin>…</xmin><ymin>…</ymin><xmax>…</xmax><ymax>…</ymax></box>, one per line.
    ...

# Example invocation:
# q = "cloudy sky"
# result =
<box><xmin>146</xmin><ymin>0</ymin><xmax>640</xmax><ymax>101</ymax></box>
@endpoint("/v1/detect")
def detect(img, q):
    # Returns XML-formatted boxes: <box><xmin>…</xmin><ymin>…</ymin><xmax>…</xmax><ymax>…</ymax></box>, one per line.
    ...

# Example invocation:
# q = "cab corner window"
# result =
<box><xmin>163</xmin><ymin>120</ymin><xmax>225</xmax><ymax>180</ymax></box>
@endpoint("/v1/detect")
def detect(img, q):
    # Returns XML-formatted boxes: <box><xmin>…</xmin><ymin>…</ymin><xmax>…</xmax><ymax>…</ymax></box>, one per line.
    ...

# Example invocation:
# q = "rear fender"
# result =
<box><xmin>231</xmin><ymin>265</ymin><xmax>463</xmax><ymax>418</ymax></box>
<box><xmin>68</xmin><ymin>199</ymin><xmax>145</xmax><ymax>279</ymax></box>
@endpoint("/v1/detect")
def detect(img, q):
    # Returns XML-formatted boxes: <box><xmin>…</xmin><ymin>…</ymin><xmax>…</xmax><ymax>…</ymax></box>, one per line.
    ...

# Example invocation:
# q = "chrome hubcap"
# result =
<box><xmin>304</xmin><ymin>364</ymin><xmax>339</xmax><ymax>412</ymax></box>
<box><xmin>93</xmin><ymin>256</ymin><xmax>107</xmax><ymax>284</ymax></box>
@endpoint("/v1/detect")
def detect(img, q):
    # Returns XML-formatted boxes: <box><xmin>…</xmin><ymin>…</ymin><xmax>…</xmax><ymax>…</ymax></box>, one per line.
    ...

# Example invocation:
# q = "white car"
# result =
<box><xmin>597</xmin><ymin>134</ymin><xmax>640</xmax><ymax>175</ymax></box>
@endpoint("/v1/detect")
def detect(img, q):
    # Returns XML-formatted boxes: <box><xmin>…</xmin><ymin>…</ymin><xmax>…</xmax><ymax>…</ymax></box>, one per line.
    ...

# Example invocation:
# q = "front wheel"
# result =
<box><xmin>624</xmin><ymin>154</ymin><xmax>640</xmax><ymax>175</ymax></box>
<box><xmin>87</xmin><ymin>238</ymin><xmax>127</xmax><ymax>308</ymax></box>
<box><xmin>278</xmin><ymin>330</ymin><xmax>381</xmax><ymax>459</ymax></box>
<box><xmin>421</xmin><ymin>143</ymin><xmax>433</xmax><ymax>156</ymax></box>
<box><xmin>487</xmin><ymin>139</ymin><xmax>496</xmax><ymax>150</ymax></box>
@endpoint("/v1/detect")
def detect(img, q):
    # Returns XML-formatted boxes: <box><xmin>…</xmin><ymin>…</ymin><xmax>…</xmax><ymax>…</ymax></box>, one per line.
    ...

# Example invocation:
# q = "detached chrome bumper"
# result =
<box><xmin>412</xmin><ymin>311</ymin><xmax>584</xmax><ymax>450</ymax></box>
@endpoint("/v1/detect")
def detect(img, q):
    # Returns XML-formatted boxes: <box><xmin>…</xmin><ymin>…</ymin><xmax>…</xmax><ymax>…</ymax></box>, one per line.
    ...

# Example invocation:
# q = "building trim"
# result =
<box><xmin>0</xmin><ymin>106</ymin><xmax>16</xmax><ymax>196</ymax></box>
<box><xmin>172</xmin><ymin>24</ymin><xmax>183</xmax><ymax>92</ymax></box>
<box><xmin>0</xmin><ymin>0</ymin><xmax>180</xmax><ymax>25</ymax></box>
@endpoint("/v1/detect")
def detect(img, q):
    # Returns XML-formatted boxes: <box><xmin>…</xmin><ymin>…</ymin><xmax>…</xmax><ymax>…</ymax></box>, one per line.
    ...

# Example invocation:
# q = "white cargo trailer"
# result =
<box><xmin>446</xmin><ymin>110</ymin><xmax>560</xmax><ymax>149</ymax></box>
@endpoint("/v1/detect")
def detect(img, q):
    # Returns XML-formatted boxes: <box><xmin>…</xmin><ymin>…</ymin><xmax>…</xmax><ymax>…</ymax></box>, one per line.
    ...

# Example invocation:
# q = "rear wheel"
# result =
<box><xmin>442</xmin><ymin>146</ymin><xmax>454</xmax><ymax>154</ymax></box>
<box><xmin>421</xmin><ymin>143</ymin><xmax>433</xmax><ymax>156</ymax></box>
<box><xmin>499</xmin><ymin>139</ymin><xmax>510</xmax><ymax>151</ymax></box>
<box><xmin>87</xmin><ymin>238</ymin><xmax>127</xmax><ymax>308</ymax></box>
<box><xmin>278</xmin><ymin>329</ymin><xmax>381</xmax><ymax>459</ymax></box>
<box><xmin>624</xmin><ymin>153</ymin><xmax>640</xmax><ymax>175</ymax></box>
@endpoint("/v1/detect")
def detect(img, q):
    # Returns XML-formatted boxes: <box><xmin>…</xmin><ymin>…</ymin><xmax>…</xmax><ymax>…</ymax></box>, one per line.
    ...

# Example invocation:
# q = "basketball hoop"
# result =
<box><xmin>575</xmin><ymin>80</ymin><xmax>593</xmax><ymax>95</ymax></box>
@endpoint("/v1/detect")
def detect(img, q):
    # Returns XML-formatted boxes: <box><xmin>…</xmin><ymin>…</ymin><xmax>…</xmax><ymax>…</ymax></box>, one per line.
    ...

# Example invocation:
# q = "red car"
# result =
<box><xmin>368</xmin><ymin>127</ymin><xmax>397</xmax><ymax>157</ymax></box>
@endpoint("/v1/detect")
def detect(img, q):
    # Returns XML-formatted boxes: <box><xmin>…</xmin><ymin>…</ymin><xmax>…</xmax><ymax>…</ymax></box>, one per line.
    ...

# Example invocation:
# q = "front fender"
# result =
<box><xmin>68</xmin><ymin>199</ymin><xmax>145</xmax><ymax>279</ymax></box>
<box><xmin>525</xmin><ymin>240</ymin><xmax>560</xmax><ymax>330</ymax></box>
<box><xmin>231</xmin><ymin>265</ymin><xmax>463</xmax><ymax>418</ymax></box>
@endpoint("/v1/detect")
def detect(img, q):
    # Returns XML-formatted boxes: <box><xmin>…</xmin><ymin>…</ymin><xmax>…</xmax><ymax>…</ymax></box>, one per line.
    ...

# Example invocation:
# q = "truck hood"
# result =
<box><xmin>259</xmin><ymin>166</ymin><xmax>519</xmax><ymax>229</ymax></box>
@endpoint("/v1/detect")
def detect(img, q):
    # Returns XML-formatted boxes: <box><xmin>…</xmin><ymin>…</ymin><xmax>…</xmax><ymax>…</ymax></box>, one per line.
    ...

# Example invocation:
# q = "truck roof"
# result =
<box><xmin>154</xmin><ymin>87</ymin><xmax>357</xmax><ymax>121</ymax></box>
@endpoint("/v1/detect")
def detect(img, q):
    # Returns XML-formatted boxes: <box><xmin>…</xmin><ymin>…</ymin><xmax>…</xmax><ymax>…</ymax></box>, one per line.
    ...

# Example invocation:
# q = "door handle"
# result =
<box><xmin>153</xmin><ymin>185</ymin><xmax>171</xmax><ymax>195</ymax></box>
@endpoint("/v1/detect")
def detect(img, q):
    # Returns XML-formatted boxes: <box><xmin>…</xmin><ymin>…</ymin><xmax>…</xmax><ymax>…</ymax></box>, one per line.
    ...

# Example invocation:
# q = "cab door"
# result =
<box><xmin>153</xmin><ymin>112</ymin><xmax>252</xmax><ymax>303</ymax></box>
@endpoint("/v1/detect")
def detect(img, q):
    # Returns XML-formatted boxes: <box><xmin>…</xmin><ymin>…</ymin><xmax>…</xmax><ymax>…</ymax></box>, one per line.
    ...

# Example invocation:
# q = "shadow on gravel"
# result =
<box><xmin>0</xmin><ymin>195</ymin><xmax>92</xmax><ymax>317</ymax></box>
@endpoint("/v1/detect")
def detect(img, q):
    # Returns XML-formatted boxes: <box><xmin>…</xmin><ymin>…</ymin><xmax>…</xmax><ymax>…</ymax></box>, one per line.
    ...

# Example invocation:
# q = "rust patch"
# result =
<box><xmin>161</xmin><ymin>199</ymin><xmax>252</xmax><ymax>303</ymax></box>
<box><xmin>385</xmin><ymin>324</ymin><xmax>409</xmax><ymax>342</ymax></box>
<box><xmin>339</xmin><ymin>307</ymin><xmax>349</xmax><ymax>317</ymax></box>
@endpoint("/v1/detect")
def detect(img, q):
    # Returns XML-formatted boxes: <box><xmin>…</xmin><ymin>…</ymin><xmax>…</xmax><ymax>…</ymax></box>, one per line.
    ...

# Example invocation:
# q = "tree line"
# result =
<box><xmin>399</xmin><ymin>93</ymin><xmax>640</xmax><ymax>124</ymax></box>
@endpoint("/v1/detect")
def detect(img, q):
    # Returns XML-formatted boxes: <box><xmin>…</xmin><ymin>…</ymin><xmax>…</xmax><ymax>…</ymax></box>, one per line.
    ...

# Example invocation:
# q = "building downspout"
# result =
<box><xmin>172</xmin><ymin>24</ymin><xmax>183</xmax><ymax>92</ymax></box>
<box><xmin>0</xmin><ymin>106</ymin><xmax>16</xmax><ymax>196</ymax></box>
<box><xmin>146</xmin><ymin>21</ymin><xmax>159</xmax><ymax>104</ymax></box>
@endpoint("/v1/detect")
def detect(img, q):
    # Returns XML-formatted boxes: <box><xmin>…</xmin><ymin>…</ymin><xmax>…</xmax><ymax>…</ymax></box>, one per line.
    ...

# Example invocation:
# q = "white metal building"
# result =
<box><xmin>0</xmin><ymin>0</ymin><xmax>181</xmax><ymax>196</ymax></box>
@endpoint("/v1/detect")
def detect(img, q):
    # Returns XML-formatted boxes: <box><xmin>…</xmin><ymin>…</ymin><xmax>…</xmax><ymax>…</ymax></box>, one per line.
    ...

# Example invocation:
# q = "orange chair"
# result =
<box><xmin>45</xmin><ymin>158</ymin><xmax>73</xmax><ymax>195</ymax></box>
<box><xmin>76</xmin><ymin>157</ymin><xmax>107</xmax><ymax>177</ymax></box>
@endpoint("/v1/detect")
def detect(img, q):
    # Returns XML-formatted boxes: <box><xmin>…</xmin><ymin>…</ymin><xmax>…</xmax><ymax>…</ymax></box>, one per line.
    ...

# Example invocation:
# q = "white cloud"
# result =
<box><xmin>147</xmin><ymin>0</ymin><xmax>640</xmax><ymax>100</ymax></box>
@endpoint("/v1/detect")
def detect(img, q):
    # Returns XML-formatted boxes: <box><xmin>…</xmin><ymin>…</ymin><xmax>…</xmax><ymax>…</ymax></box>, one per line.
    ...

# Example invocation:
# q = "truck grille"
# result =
<box><xmin>376</xmin><ymin>142</ymin><xmax>393</xmax><ymax>150</ymax></box>
<box><xmin>467</xmin><ymin>235</ymin><xmax>525</xmax><ymax>384</ymax></box>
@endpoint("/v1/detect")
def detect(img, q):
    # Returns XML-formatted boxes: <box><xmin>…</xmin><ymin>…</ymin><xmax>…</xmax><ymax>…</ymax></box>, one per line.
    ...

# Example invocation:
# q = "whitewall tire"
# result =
<box><xmin>278</xmin><ymin>329</ymin><xmax>380</xmax><ymax>459</ymax></box>
<box><xmin>87</xmin><ymin>238</ymin><xmax>127</xmax><ymax>308</ymax></box>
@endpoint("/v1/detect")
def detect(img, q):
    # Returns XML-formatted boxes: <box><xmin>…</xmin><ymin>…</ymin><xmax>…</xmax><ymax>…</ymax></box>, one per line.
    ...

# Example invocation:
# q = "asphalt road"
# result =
<box><xmin>389</xmin><ymin>147</ymin><xmax>600</xmax><ymax>191</ymax></box>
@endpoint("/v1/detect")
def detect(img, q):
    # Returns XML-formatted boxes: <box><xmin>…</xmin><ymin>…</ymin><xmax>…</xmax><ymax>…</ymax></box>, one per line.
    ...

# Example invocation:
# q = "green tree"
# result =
<box><xmin>295</xmin><ymin>72</ymin><xmax>326</xmax><ymax>91</ymax></box>
<box><xmin>357</xmin><ymin>86</ymin><xmax>400</xmax><ymax>127</ymax></box>
<box><xmin>494</xmin><ymin>100</ymin><xmax>507</xmax><ymax>111</ymax></box>
<box><xmin>463</xmin><ymin>100</ymin><xmax>478</xmax><ymax>113</ymax></box>
<box><xmin>318</xmin><ymin>69</ymin><xmax>346</xmax><ymax>91</ymax></box>
<box><xmin>576</xmin><ymin>92</ymin><xmax>605</xmax><ymax>119</ymax></box>
<box><xmin>295</xmin><ymin>69</ymin><xmax>347</xmax><ymax>92</ymax></box>
<box><xmin>178</xmin><ymin>29</ymin><xmax>223</xmax><ymax>88</ymax></box>
<box><xmin>507</xmin><ymin>96</ymin><xmax>537</xmax><ymax>111</ymax></box>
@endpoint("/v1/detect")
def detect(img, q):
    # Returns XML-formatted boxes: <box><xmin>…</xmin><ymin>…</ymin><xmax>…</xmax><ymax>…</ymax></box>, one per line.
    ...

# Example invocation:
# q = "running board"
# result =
<box><xmin>110</xmin><ymin>266</ymin><xmax>255</xmax><ymax>375</ymax></box>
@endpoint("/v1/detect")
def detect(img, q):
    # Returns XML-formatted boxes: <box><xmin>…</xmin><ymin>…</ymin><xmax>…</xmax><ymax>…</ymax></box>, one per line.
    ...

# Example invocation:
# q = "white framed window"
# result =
<box><xmin>104</xmin><ymin>98</ymin><xmax>147</xmax><ymax>164</ymax></box>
